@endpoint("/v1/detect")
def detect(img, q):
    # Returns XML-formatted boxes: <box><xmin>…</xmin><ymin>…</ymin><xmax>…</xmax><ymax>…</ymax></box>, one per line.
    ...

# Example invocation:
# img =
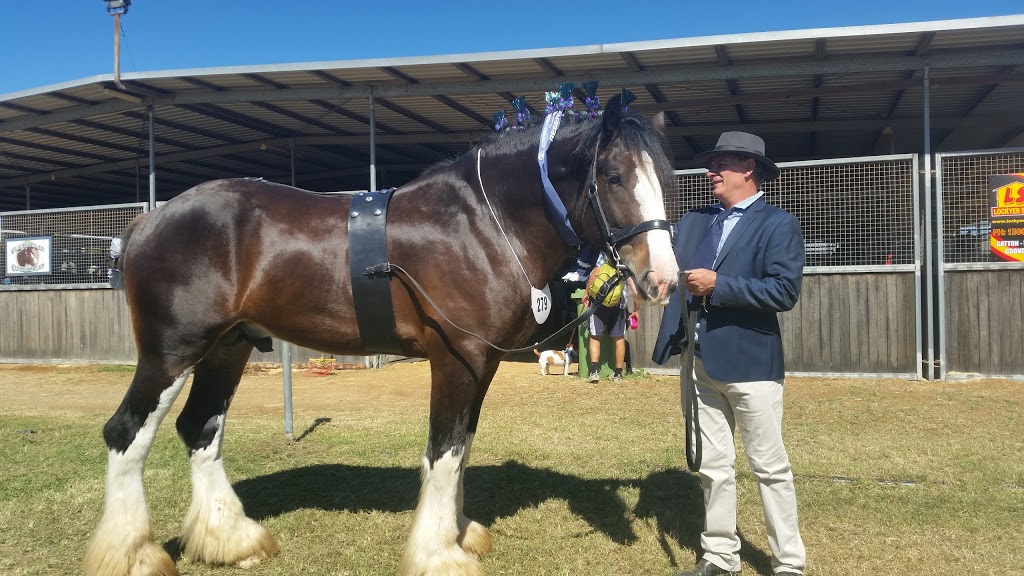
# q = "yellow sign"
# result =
<box><xmin>989</xmin><ymin>174</ymin><xmax>1024</xmax><ymax>262</ymax></box>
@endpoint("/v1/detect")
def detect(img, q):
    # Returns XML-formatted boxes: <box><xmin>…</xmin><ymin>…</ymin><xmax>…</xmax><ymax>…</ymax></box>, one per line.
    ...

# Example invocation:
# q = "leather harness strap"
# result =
<box><xmin>348</xmin><ymin>188</ymin><xmax>403</xmax><ymax>355</ymax></box>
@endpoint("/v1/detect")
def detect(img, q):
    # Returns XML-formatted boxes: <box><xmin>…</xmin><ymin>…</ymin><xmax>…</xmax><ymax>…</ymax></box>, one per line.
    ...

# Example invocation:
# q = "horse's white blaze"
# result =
<box><xmin>181</xmin><ymin>415</ymin><xmax>278</xmax><ymax>565</ymax></box>
<box><xmin>634</xmin><ymin>151</ymin><xmax>680</xmax><ymax>288</ymax></box>
<box><xmin>84</xmin><ymin>367</ymin><xmax>193</xmax><ymax>576</ymax></box>
<box><xmin>400</xmin><ymin>443</ymin><xmax>483</xmax><ymax>575</ymax></box>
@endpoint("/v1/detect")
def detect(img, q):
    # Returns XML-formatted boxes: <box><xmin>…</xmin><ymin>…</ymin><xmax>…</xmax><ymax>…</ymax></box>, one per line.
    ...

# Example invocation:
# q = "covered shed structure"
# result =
<box><xmin>1</xmin><ymin>15</ymin><xmax>1023</xmax><ymax>380</ymax></box>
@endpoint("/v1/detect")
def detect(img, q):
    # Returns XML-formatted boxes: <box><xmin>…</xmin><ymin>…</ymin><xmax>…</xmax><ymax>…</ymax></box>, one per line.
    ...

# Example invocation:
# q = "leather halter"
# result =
<box><xmin>583</xmin><ymin>139</ymin><xmax>673</xmax><ymax>301</ymax></box>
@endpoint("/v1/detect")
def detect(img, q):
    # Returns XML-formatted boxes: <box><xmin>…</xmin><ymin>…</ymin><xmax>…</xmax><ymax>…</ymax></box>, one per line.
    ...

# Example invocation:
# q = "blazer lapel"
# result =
<box><xmin>714</xmin><ymin>197</ymin><xmax>765</xmax><ymax>270</ymax></box>
<box><xmin>681</xmin><ymin>210</ymin><xmax>717</xmax><ymax>270</ymax></box>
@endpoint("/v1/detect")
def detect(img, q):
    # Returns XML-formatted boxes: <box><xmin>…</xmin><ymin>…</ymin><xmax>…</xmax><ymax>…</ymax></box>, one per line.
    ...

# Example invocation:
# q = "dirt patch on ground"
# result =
<box><xmin>1</xmin><ymin>361</ymin><xmax>1019</xmax><ymax>421</ymax></box>
<box><xmin>0</xmin><ymin>361</ymin><xmax>439</xmax><ymax>417</ymax></box>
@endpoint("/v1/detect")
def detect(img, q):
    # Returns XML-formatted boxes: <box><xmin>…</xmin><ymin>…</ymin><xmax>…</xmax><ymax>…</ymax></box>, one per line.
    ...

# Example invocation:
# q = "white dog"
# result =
<box><xmin>534</xmin><ymin>344</ymin><xmax>576</xmax><ymax>376</ymax></box>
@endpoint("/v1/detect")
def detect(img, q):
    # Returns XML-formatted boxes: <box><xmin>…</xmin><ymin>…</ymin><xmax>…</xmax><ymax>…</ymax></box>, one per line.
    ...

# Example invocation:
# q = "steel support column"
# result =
<box><xmin>282</xmin><ymin>140</ymin><xmax>296</xmax><ymax>440</ymax></box>
<box><xmin>367</xmin><ymin>94</ymin><xmax>381</xmax><ymax>369</ymax></box>
<box><xmin>922</xmin><ymin>64</ymin><xmax>936</xmax><ymax>380</ymax></box>
<box><xmin>147</xmin><ymin>104</ymin><xmax>156</xmax><ymax>210</ymax></box>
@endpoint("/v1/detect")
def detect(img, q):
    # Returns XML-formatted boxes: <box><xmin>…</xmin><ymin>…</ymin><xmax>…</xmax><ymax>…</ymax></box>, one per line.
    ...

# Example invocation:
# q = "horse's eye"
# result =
<box><xmin>608</xmin><ymin>174</ymin><xmax>622</xmax><ymax>185</ymax></box>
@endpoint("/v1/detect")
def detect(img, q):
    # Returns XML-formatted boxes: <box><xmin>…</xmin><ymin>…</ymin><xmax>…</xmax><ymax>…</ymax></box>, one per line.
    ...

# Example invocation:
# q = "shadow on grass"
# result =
<box><xmin>294</xmin><ymin>417</ymin><xmax>331</xmax><ymax>442</ymax></box>
<box><xmin>229</xmin><ymin>460</ymin><xmax>787</xmax><ymax>572</ymax></box>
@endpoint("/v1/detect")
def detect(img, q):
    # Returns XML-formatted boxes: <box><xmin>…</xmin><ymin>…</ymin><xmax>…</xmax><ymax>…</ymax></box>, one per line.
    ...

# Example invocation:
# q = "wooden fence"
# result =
<box><xmin>942</xmin><ymin>268</ymin><xmax>1024</xmax><ymax>376</ymax></box>
<box><xmin>627</xmin><ymin>271</ymin><xmax>919</xmax><ymax>376</ymax></box>
<box><xmin>10</xmin><ymin>150</ymin><xmax>1024</xmax><ymax>379</ymax></box>
<box><xmin>0</xmin><ymin>288</ymin><xmax>366</xmax><ymax>367</ymax></box>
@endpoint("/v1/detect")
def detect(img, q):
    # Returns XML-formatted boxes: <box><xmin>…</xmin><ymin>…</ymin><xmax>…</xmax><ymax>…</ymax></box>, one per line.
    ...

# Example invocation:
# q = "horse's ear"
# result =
<box><xmin>651</xmin><ymin>111</ymin><xmax>666</xmax><ymax>133</ymax></box>
<box><xmin>603</xmin><ymin>93</ymin><xmax>624</xmax><ymax>139</ymax></box>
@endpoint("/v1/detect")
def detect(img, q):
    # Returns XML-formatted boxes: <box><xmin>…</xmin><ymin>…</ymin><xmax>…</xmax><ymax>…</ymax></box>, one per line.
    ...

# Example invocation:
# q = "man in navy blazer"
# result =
<box><xmin>654</xmin><ymin>132</ymin><xmax>806</xmax><ymax>576</ymax></box>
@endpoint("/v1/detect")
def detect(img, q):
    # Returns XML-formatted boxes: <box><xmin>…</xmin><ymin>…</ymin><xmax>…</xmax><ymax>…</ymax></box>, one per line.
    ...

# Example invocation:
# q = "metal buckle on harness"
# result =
<box><xmin>362</xmin><ymin>262</ymin><xmax>393</xmax><ymax>278</ymax></box>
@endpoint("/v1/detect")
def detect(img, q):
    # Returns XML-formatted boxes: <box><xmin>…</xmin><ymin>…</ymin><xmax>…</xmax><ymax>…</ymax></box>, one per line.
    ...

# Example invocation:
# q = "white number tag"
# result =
<box><xmin>531</xmin><ymin>284</ymin><xmax>552</xmax><ymax>324</ymax></box>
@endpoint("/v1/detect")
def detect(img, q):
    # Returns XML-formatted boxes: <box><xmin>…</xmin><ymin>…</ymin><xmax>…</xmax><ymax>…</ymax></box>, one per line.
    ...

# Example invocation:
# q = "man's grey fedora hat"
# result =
<box><xmin>694</xmin><ymin>131</ymin><xmax>780</xmax><ymax>181</ymax></box>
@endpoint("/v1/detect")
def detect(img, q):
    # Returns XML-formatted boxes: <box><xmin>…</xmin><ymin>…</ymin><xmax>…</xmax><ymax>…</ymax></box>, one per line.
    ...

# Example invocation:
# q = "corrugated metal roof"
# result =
<box><xmin>0</xmin><ymin>15</ymin><xmax>1022</xmax><ymax>210</ymax></box>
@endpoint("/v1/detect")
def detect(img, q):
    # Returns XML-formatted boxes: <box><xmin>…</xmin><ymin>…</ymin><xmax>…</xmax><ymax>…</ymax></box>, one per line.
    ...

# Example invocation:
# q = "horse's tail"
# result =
<box><xmin>109</xmin><ymin>212</ymin><xmax>149</xmax><ymax>290</ymax></box>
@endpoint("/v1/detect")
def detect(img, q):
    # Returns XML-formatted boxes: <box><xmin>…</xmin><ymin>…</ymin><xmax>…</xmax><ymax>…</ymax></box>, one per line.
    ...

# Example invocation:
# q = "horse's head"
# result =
<box><xmin>587</xmin><ymin>94</ymin><xmax>679</xmax><ymax>304</ymax></box>
<box><xmin>17</xmin><ymin>246</ymin><xmax>39</xmax><ymax>268</ymax></box>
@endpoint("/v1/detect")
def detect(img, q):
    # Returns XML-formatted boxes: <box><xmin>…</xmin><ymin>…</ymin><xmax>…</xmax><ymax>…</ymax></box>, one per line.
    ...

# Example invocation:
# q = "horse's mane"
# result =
<box><xmin>419</xmin><ymin>110</ymin><xmax>673</xmax><ymax>185</ymax></box>
<box><xmin>480</xmin><ymin>117</ymin><xmax>600</xmax><ymax>158</ymax></box>
<box><xmin>418</xmin><ymin>117</ymin><xmax>599</xmax><ymax>178</ymax></box>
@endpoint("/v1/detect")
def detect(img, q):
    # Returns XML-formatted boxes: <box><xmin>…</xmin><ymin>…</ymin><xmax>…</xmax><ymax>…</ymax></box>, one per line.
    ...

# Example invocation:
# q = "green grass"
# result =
<box><xmin>95</xmin><ymin>364</ymin><xmax>136</xmax><ymax>373</ymax></box>
<box><xmin>1</xmin><ymin>365</ymin><xmax>1023</xmax><ymax>575</ymax></box>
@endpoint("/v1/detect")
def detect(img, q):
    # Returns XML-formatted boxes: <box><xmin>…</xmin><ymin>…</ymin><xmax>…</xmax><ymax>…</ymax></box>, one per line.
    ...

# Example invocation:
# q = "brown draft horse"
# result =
<box><xmin>83</xmin><ymin>94</ymin><xmax>679</xmax><ymax>576</ymax></box>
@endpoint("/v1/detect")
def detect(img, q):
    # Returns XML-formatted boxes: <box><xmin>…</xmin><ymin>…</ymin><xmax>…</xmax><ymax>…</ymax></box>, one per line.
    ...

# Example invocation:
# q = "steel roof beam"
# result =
<box><xmin>96</xmin><ymin>79</ymin><xmax>346</xmax><ymax>176</ymax></box>
<box><xmin>3</xmin><ymin>49</ymin><xmax>1022</xmax><ymax>135</ymax></box>
<box><xmin>0</xmin><ymin>148</ymin><xmax>80</xmax><ymax>171</ymax></box>
<box><xmin>451</xmin><ymin>63</ymin><xmax>542</xmax><ymax>120</ymax></box>
<box><xmin>0</xmin><ymin>179</ymin><xmax>134</xmax><ymax>205</ymax></box>
<box><xmin>533</xmin><ymin>58</ymin><xmax>563</xmax><ymax>77</ymax></box>
<box><xmin>808</xmin><ymin>38</ymin><xmax>829</xmax><ymax>156</ymax></box>
<box><xmin>3</xmin><ymin>113</ymin><xmax>1017</xmax><ymax>189</ymax></box>
<box><xmin>309</xmin><ymin>70</ymin><xmax>452</xmax><ymax>159</ymax></box>
<box><xmin>620</xmin><ymin>50</ymin><xmax>701</xmax><ymax>154</ymax></box>
<box><xmin>933</xmin><ymin>65</ymin><xmax>1017</xmax><ymax>150</ymax></box>
<box><xmin>874</xmin><ymin>32</ymin><xmax>935</xmax><ymax>152</ymax></box>
<box><xmin>0</xmin><ymin>135</ymin><xmax>111</xmax><ymax>162</ymax></box>
<box><xmin>714</xmin><ymin>45</ymin><xmax>746</xmax><ymax>125</ymax></box>
<box><xmin>373</xmin><ymin>67</ymin><xmax>459</xmax><ymax>138</ymax></box>
<box><xmin>632</xmin><ymin>74</ymin><xmax>1024</xmax><ymax>114</ymax></box>
<box><xmin>433</xmin><ymin>95</ymin><xmax>491</xmax><ymax>128</ymax></box>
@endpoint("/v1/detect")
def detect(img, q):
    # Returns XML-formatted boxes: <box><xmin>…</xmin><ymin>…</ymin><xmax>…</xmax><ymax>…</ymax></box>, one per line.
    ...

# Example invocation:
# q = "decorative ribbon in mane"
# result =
<box><xmin>537</xmin><ymin>110</ymin><xmax>582</xmax><ymax>247</ymax></box>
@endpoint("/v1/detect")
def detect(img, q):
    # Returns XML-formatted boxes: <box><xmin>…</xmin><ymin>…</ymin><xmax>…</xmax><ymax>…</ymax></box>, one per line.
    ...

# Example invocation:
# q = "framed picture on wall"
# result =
<box><xmin>5</xmin><ymin>236</ymin><xmax>52</xmax><ymax>276</ymax></box>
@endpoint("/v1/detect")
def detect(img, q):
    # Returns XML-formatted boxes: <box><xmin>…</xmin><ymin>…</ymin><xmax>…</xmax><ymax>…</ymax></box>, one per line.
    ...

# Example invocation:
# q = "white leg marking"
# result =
<box><xmin>457</xmin><ymin>433</ymin><xmax>474</xmax><ymax>514</ymax></box>
<box><xmin>84</xmin><ymin>367</ymin><xmax>194</xmax><ymax>576</ymax></box>
<box><xmin>399</xmin><ymin>440</ymin><xmax>486</xmax><ymax>576</ymax></box>
<box><xmin>454</xmin><ymin>433</ymin><xmax>490</xmax><ymax>560</ymax></box>
<box><xmin>635</xmin><ymin>151</ymin><xmax>680</xmax><ymax>287</ymax></box>
<box><xmin>181</xmin><ymin>415</ymin><xmax>279</xmax><ymax>566</ymax></box>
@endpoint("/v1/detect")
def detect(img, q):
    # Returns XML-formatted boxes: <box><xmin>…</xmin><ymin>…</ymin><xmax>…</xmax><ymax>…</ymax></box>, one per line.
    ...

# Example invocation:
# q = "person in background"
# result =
<box><xmin>582</xmin><ymin>254</ymin><xmax>638</xmax><ymax>383</ymax></box>
<box><xmin>108</xmin><ymin>237</ymin><xmax>123</xmax><ymax>289</ymax></box>
<box><xmin>652</xmin><ymin>132</ymin><xmax>806</xmax><ymax>576</ymax></box>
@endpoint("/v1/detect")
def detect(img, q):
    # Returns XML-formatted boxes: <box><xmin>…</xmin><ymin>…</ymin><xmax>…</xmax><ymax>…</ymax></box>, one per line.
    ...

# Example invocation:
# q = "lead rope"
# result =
<box><xmin>681</xmin><ymin>302</ymin><xmax>702</xmax><ymax>472</ymax></box>
<box><xmin>373</xmin><ymin>262</ymin><xmax>601</xmax><ymax>354</ymax></box>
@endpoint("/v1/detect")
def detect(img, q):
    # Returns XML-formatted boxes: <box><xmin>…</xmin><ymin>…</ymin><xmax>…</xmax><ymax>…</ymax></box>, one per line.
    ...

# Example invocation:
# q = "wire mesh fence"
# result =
<box><xmin>937</xmin><ymin>148</ymin><xmax>1024</xmax><ymax>265</ymax></box>
<box><xmin>1</xmin><ymin>203</ymin><xmax>146</xmax><ymax>288</ymax></box>
<box><xmin>670</xmin><ymin>155</ymin><xmax>918</xmax><ymax>268</ymax></box>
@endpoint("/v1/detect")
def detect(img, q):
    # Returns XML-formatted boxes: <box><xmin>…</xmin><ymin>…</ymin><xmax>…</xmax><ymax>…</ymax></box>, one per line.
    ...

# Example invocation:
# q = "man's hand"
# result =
<box><xmin>683</xmin><ymin>268</ymin><xmax>717</xmax><ymax>297</ymax></box>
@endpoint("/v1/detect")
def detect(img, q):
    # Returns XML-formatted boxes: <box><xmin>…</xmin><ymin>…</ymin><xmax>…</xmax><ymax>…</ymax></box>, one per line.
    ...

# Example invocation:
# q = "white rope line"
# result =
<box><xmin>477</xmin><ymin>149</ymin><xmax>533</xmax><ymax>286</ymax></box>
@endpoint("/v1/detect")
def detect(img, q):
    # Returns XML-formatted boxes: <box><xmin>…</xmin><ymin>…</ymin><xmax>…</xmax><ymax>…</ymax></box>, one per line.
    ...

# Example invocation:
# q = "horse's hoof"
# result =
<box><xmin>83</xmin><ymin>534</ymin><xmax>177</xmax><ymax>576</ymax></box>
<box><xmin>181</xmin><ymin>511</ymin><xmax>279</xmax><ymax>566</ymax></box>
<box><xmin>457</xmin><ymin>520</ymin><xmax>492</xmax><ymax>559</ymax></box>
<box><xmin>397</xmin><ymin>545</ymin><xmax>485</xmax><ymax>576</ymax></box>
<box><xmin>236</xmin><ymin>550</ymin><xmax>274</xmax><ymax>569</ymax></box>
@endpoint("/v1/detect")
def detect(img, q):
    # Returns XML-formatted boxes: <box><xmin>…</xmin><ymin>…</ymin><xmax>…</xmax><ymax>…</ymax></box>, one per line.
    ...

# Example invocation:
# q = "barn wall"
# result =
<box><xmin>11</xmin><ymin>150</ymin><xmax>1024</xmax><ymax>379</ymax></box>
<box><xmin>627</xmin><ymin>271</ymin><xmax>919</xmax><ymax>376</ymax></box>
<box><xmin>0</xmin><ymin>288</ymin><xmax>368</xmax><ymax>366</ymax></box>
<box><xmin>942</xmin><ymin>269</ymin><xmax>1024</xmax><ymax>376</ymax></box>
<box><xmin>1</xmin><ymin>288</ymin><xmax>134</xmax><ymax>363</ymax></box>
<box><xmin>936</xmin><ymin>148</ymin><xmax>1024</xmax><ymax>378</ymax></box>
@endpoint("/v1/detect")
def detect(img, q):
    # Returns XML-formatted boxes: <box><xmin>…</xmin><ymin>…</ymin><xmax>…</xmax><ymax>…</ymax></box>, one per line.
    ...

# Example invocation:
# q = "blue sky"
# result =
<box><xmin>0</xmin><ymin>0</ymin><xmax>1019</xmax><ymax>95</ymax></box>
